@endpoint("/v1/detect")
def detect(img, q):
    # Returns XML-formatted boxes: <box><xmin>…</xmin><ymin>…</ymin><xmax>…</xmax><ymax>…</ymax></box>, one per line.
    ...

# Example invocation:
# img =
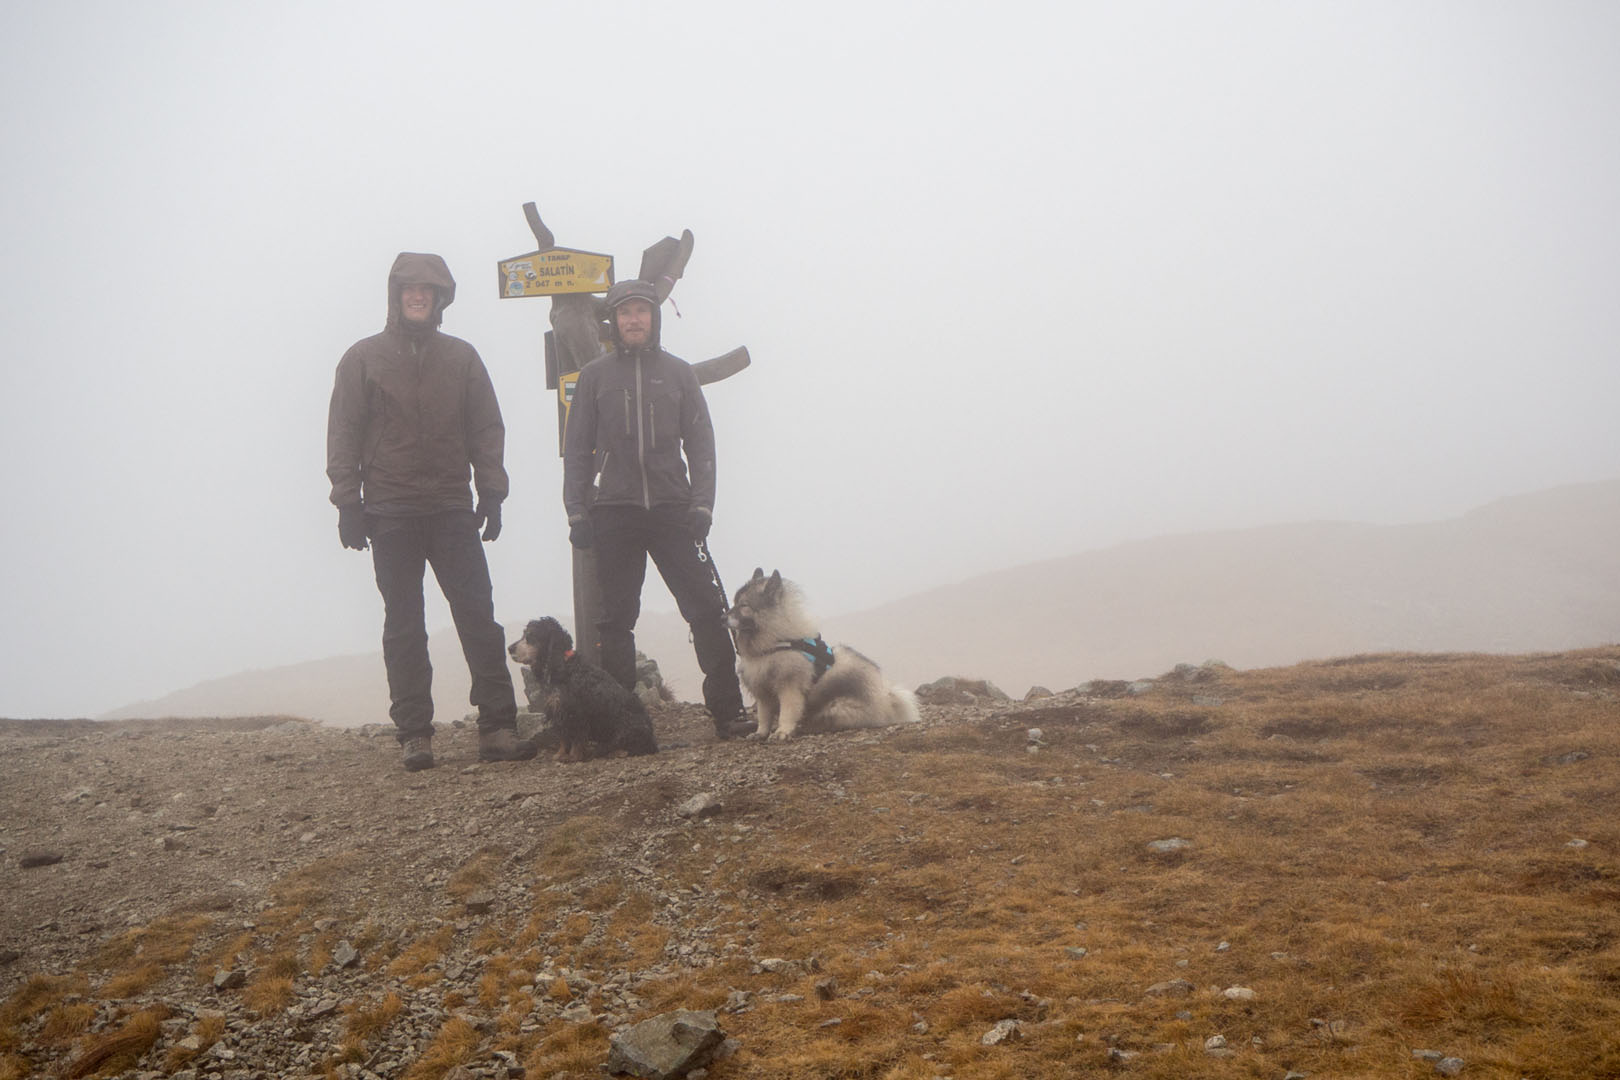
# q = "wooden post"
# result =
<box><xmin>500</xmin><ymin>202</ymin><xmax>752</xmax><ymax>672</ymax></box>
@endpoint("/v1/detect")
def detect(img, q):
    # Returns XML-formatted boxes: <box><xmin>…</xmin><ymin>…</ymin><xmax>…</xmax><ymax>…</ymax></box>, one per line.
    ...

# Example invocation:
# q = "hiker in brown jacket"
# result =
<box><xmin>326</xmin><ymin>252</ymin><xmax>535</xmax><ymax>770</ymax></box>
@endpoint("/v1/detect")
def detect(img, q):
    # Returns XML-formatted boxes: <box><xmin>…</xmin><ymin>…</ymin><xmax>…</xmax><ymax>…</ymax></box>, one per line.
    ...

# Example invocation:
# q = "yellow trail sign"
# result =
<box><xmin>498</xmin><ymin>247</ymin><xmax>614</xmax><ymax>298</ymax></box>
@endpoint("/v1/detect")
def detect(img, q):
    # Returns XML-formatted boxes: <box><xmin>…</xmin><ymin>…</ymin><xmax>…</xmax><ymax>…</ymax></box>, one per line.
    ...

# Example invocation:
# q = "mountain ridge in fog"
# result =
<box><xmin>95</xmin><ymin>478</ymin><xmax>1620</xmax><ymax>724</ymax></box>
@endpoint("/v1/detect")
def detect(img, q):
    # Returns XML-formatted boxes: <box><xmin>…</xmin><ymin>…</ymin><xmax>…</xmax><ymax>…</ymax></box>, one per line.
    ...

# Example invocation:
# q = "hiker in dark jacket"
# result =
<box><xmin>562</xmin><ymin>279</ymin><xmax>754</xmax><ymax>740</ymax></box>
<box><xmin>327</xmin><ymin>252</ymin><xmax>535</xmax><ymax>771</ymax></box>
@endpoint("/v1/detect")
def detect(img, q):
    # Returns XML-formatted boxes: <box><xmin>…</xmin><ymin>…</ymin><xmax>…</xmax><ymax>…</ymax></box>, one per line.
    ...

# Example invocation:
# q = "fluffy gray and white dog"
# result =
<box><xmin>727</xmin><ymin>568</ymin><xmax>919</xmax><ymax>740</ymax></box>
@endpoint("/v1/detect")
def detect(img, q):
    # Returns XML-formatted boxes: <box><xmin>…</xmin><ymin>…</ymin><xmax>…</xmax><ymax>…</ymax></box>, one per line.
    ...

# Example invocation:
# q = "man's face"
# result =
<box><xmin>400</xmin><ymin>283</ymin><xmax>437</xmax><ymax>325</ymax></box>
<box><xmin>615</xmin><ymin>299</ymin><xmax>654</xmax><ymax>347</ymax></box>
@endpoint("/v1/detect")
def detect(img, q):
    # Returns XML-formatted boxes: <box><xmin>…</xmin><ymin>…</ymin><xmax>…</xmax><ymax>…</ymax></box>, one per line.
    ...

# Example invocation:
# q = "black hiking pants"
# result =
<box><xmin>590</xmin><ymin>504</ymin><xmax>744</xmax><ymax>722</ymax></box>
<box><xmin>369</xmin><ymin>511</ymin><xmax>518</xmax><ymax>740</ymax></box>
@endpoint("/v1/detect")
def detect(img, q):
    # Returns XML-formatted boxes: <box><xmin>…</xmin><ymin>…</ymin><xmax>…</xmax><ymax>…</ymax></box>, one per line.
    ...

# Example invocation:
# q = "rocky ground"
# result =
<box><xmin>3</xmin><ymin>650</ymin><xmax>1617</xmax><ymax>1080</ymax></box>
<box><xmin>0</xmin><ymin>697</ymin><xmax>998</xmax><ymax>1079</ymax></box>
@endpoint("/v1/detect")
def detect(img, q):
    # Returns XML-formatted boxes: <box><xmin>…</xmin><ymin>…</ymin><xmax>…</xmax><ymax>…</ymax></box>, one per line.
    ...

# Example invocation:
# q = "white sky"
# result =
<box><xmin>2</xmin><ymin>1</ymin><xmax>1617</xmax><ymax>717</ymax></box>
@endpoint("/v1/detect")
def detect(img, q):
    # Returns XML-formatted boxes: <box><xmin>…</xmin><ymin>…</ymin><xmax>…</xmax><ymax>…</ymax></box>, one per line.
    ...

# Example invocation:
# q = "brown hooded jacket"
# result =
<box><xmin>326</xmin><ymin>253</ymin><xmax>509</xmax><ymax>516</ymax></box>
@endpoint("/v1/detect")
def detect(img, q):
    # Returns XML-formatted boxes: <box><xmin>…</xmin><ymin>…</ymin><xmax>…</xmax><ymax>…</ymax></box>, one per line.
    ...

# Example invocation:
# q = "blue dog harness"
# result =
<box><xmin>771</xmin><ymin>635</ymin><xmax>835</xmax><ymax>682</ymax></box>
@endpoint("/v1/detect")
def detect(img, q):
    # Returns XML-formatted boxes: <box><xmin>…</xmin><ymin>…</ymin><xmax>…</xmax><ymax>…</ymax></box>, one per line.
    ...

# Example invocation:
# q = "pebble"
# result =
<box><xmin>1143</xmin><ymin>979</ymin><xmax>1195</xmax><ymax>997</ymax></box>
<box><xmin>1146</xmin><ymin>837</ymin><xmax>1191</xmax><ymax>854</ymax></box>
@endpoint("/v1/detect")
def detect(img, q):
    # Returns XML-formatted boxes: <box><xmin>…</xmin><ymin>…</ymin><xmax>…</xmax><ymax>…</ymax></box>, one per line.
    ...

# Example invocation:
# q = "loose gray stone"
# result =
<box><xmin>1147</xmin><ymin>837</ymin><xmax>1191</xmax><ymax>854</ymax></box>
<box><xmin>1065</xmin><ymin>947</ymin><xmax>1088</xmax><ymax>959</ymax></box>
<box><xmin>19</xmin><ymin>851</ymin><xmax>64</xmax><ymax>869</ymax></box>
<box><xmin>606</xmin><ymin>1010</ymin><xmax>724</xmax><ymax>1080</ymax></box>
<box><xmin>677</xmin><ymin>794</ymin><xmax>722</xmax><ymax>820</ymax></box>
<box><xmin>213</xmin><ymin>969</ymin><xmax>246</xmax><ymax>990</ymax></box>
<box><xmin>982</xmin><ymin>1019</ymin><xmax>1023</xmax><ymax>1045</ymax></box>
<box><xmin>1413</xmin><ymin>1050</ymin><xmax>1444</xmax><ymax>1062</ymax></box>
<box><xmin>464</xmin><ymin>891</ymin><xmax>495</xmax><ymax>915</ymax></box>
<box><xmin>1205</xmin><ymin>1034</ymin><xmax>1227</xmax><ymax>1050</ymax></box>
<box><xmin>1436</xmin><ymin>1057</ymin><xmax>1464</xmax><ymax>1076</ymax></box>
<box><xmin>1222</xmin><ymin>986</ymin><xmax>1256</xmax><ymax>1001</ymax></box>
<box><xmin>1143</xmin><ymin>979</ymin><xmax>1195</xmax><ymax>997</ymax></box>
<box><xmin>914</xmin><ymin>677</ymin><xmax>1011</xmax><ymax>705</ymax></box>
<box><xmin>813</xmin><ymin>977</ymin><xmax>837</xmax><ymax>1000</ymax></box>
<box><xmin>332</xmin><ymin>941</ymin><xmax>360</xmax><ymax>969</ymax></box>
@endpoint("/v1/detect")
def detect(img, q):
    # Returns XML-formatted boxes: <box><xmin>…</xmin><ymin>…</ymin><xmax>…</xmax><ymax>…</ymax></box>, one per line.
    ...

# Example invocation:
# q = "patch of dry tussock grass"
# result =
<box><xmin>344</xmin><ymin>990</ymin><xmax>403</xmax><ymax>1042</ymax></box>
<box><xmin>387</xmin><ymin>928</ymin><xmax>454</xmax><ymax>978</ymax></box>
<box><xmin>652</xmin><ymin>648</ymin><xmax>1620</xmax><ymax>1079</ymax></box>
<box><xmin>447</xmin><ymin>844</ymin><xmax>508</xmax><ymax>900</ymax></box>
<box><xmin>537</xmin><ymin>816</ymin><xmax>620</xmax><ymax>882</ymax></box>
<box><xmin>59</xmin><ymin>1005</ymin><xmax>167</xmax><ymax>1079</ymax></box>
<box><xmin>522</xmin><ymin>1020</ymin><xmax>609</xmax><ymax>1077</ymax></box>
<box><xmin>39</xmin><ymin>1001</ymin><xmax>96</xmax><ymax>1043</ymax></box>
<box><xmin>400</xmin><ymin>1015</ymin><xmax>481</xmax><ymax>1079</ymax></box>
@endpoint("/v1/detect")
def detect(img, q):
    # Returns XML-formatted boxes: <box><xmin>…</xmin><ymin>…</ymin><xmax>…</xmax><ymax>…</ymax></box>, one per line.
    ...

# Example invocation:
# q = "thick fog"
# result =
<box><xmin>2</xmin><ymin>2</ymin><xmax>1617</xmax><ymax>717</ymax></box>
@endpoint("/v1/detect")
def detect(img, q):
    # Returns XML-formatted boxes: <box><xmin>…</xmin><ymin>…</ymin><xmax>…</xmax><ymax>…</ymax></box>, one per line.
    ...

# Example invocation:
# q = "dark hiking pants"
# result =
<box><xmin>590</xmin><ymin>504</ymin><xmax>744</xmax><ymax>721</ymax></box>
<box><xmin>369</xmin><ymin>511</ymin><xmax>518</xmax><ymax>740</ymax></box>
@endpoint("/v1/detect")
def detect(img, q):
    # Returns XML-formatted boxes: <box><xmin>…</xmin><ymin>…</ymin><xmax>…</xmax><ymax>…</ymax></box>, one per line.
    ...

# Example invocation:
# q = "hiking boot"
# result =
<box><xmin>712</xmin><ymin>711</ymin><xmax>758</xmax><ymax>740</ymax></box>
<box><xmin>478</xmin><ymin>727</ymin><xmax>539</xmax><ymax>762</ymax></box>
<box><xmin>401</xmin><ymin>735</ymin><xmax>435</xmax><ymax>772</ymax></box>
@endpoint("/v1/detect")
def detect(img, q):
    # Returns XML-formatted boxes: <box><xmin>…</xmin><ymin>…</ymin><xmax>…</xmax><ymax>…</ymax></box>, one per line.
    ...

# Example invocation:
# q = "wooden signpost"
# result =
<box><xmin>499</xmin><ymin>201</ymin><xmax>751</xmax><ymax>666</ymax></box>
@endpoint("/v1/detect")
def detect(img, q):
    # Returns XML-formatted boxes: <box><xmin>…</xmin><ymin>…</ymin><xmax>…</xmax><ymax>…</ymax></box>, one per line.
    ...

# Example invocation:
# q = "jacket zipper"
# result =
<box><xmin>634</xmin><ymin>354</ymin><xmax>650</xmax><ymax>508</ymax></box>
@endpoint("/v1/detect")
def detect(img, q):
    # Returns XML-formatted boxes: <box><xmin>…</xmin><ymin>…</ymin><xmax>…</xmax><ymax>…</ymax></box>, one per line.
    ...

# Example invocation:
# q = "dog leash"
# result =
<box><xmin>694</xmin><ymin>538</ymin><xmax>740</xmax><ymax>649</ymax></box>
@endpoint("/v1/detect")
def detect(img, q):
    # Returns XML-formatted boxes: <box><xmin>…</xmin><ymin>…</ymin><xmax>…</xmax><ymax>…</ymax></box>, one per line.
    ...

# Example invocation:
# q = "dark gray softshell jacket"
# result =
<box><xmin>326</xmin><ymin>253</ymin><xmax>510</xmax><ymax>516</ymax></box>
<box><xmin>561</xmin><ymin>344</ymin><xmax>717</xmax><ymax>525</ymax></box>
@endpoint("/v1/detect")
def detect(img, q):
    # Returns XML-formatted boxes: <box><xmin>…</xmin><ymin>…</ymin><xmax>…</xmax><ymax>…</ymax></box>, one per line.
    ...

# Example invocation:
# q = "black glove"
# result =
<box><xmin>569</xmin><ymin>519</ymin><xmax>593</xmax><ymax>549</ymax></box>
<box><xmin>689</xmin><ymin>507</ymin><xmax>712</xmax><ymax>541</ymax></box>
<box><xmin>337</xmin><ymin>504</ymin><xmax>368</xmax><ymax>551</ymax></box>
<box><xmin>475</xmin><ymin>500</ymin><xmax>502</xmax><ymax>542</ymax></box>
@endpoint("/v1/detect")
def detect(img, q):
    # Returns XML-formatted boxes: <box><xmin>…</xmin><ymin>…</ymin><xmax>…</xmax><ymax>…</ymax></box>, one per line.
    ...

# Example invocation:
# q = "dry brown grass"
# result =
<box><xmin>536</xmin><ymin>816</ymin><xmax>621</xmax><ymax>882</ymax></box>
<box><xmin>39</xmin><ymin>1001</ymin><xmax>96</xmax><ymax>1044</ymax></box>
<box><xmin>617</xmin><ymin>647</ymin><xmax>1618</xmax><ymax>1079</ymax></box>
<box><xmin>163</xmin><ymin>1011</ymin><xmax>226</xmax><ymax>1071</ymax></box>
<box><xmin>2</xmin><ymin>648</ymin><xmax>1614</xmax><ymax>1078</ymax></box>
<box><xmin>521</xmin><ymin>1019</ymin><xmax>611</xmax><ymax>1078</ymax></box>
<box><xmin>400</xmin><ymin>1015</ymin><xmax>482</xmax><ymax>1079</ymax></box>
<box><xmin>448</xmin><ymin>845</ymin><xmax>510</xmax><ymax>901</ymax></box>
<box><xmin>194</xmin><ymin>928</ymin><xmax>255</xmax><ymax>987</ymax></box>
<box><xmin>0</xmin><ymin>974</ymin><xmax>87</xmax><ymax>1031</ymax></box>
<box><xmin>387</xmin><ymin>928</ymin><xmax>454</xmax><ymax>979</ymax></box>
<box><xmin>344</xmin><ymin>990</ymin><xmax>404</xmax><ymax>1041</ymax></box>
<box><xmin>59</xmin><ymin>1005</ymin><xmax>167</xmax><ymax>1078</ymax></box>
<box><xmin>243</xmin><ymin>974</ymin><xmax>296</xmax><ymax>1017</ymax></box>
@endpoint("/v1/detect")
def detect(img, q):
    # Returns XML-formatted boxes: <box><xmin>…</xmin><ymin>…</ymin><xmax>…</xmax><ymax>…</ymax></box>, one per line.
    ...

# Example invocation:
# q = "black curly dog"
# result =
<box><xmin>508</xmin><ymin>617</ymin><xmax>657</xmax><ymax>762</ymax></box>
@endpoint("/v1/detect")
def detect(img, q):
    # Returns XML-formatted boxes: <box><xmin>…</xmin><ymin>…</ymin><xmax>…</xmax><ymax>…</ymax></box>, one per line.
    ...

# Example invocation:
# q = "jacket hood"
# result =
<box><xmin>387</xmin><ymin>252</ymin><xmax>456</xmax><ymax>330</ymax></box>
<box><xmin>602</xmin><ymin>278</ymin><xmax>661</xmax><ymax>352</ymax></box>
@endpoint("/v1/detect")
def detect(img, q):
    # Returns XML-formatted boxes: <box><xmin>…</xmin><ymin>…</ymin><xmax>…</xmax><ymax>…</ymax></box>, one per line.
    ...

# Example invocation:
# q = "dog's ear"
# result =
<box><xmin>544</xmin><ymin>628</ymin><xmax>570</xmax><ymax>676</ymax></box>
<box><xmin>765</xmin><ymin>570</ymin><xmax>782</xmax><ymax>597</ymax></box>
<box><xmin>750</xmin><ymin>567</ymin><xmax>765</xmax><ymax>584</ymax></box>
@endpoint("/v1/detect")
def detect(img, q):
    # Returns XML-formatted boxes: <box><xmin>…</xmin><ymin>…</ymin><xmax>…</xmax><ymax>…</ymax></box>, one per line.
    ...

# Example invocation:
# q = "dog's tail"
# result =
<box><xmin>889</xmin><ymin>686</ymin><xmax>920</xmax><ymax>725</ymax></box>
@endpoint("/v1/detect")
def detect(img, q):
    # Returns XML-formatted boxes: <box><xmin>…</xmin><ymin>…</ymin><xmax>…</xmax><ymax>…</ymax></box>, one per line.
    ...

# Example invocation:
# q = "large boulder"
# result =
<box><xmin>606</xmin><ymin>1009</ymin><xmax>725</xmax><ymax>1079</ymax></box>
